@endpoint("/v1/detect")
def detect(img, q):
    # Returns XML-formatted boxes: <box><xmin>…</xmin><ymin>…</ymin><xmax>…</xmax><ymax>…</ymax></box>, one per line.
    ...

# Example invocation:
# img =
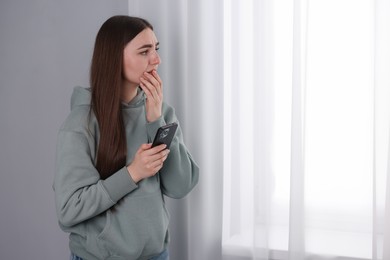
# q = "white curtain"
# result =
<box><xmin>129</xmin><ymin>0</ymin><xmax>390</xmax><ymax>259</ymax></box>
<box><xmin>223</xmin><ymin>0</ymin><xmax>390</xmax><ymax>260</ymax></box>
<box><xmin>374</xmin><ymin>1</ymin><xmax>390</xmax><ymax>259</ymax></box>
<box><xmin>129</xmin><ymin>1</ymin><xmax>224</xmax><ymax>259</ymax></box>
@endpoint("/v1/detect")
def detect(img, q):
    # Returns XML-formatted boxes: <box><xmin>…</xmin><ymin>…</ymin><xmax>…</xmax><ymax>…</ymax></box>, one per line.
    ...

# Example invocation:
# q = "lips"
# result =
<box><xmin>147</xmin><ymin>67</ymin><xmax>158</xmax><ymax>73</ymax></box>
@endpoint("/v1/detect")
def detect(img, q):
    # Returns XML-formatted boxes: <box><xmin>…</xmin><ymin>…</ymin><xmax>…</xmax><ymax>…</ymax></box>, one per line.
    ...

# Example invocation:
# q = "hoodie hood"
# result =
<box><xmin>70</xmin><ymin>86</ymin><xmax>91</xmax><ymax>110</ymax></box>
<box><xmin>70</xmin><ymin>86</ymin><xmax>146</xmax><ymax>111</ymax></box>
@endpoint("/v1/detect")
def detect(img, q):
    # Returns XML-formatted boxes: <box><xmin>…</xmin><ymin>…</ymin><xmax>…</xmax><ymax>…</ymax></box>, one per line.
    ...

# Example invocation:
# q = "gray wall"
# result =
<box><xmin>0</xmin><ymin>1</ymin><xmax>128</xmax><ymax>259</ymax></box>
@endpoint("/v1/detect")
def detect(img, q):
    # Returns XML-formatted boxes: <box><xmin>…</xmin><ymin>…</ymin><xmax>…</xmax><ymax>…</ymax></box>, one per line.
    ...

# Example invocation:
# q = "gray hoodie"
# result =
<box><xmin>54</xmin><ymin>86</ymin><xmax>199</xmax><ymax>260</ymax></box>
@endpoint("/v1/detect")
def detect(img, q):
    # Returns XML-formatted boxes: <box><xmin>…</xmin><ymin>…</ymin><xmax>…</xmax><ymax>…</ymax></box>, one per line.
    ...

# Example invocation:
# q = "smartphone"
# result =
<box><xmin>151</xmin><ymin>123</ymin><xmax>178</xmax><ymax>149</ymax></box>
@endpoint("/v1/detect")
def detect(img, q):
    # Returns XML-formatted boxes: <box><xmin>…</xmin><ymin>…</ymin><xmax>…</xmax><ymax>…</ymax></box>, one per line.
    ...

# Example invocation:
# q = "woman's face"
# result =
<box><xmin>122</xmin><ymin>28</ymin><xmax>161</xmax><ymax>88</ymax></box>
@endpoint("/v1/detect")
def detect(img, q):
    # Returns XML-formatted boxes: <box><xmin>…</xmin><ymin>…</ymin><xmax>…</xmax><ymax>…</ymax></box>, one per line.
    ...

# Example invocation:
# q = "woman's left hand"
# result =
<box><xmin>140</xmin><ymin>70</ymin><xmax>163</xmax><ymax>122</ymax></box>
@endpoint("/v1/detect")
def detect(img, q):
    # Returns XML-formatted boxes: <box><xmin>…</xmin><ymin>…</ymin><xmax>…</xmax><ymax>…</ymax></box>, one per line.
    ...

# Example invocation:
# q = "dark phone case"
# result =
<box><xmin>151</xmin><ymin>123</ymin><xmax>178</xmax><ymax>148</ymax></box>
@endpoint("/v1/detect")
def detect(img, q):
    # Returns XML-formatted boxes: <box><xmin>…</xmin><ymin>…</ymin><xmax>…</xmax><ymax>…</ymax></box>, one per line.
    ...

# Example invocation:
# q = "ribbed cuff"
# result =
<box><xmin>101</xmin><ymin>167</ymin><xmax>138</xmax><ymax>203</ymax></box>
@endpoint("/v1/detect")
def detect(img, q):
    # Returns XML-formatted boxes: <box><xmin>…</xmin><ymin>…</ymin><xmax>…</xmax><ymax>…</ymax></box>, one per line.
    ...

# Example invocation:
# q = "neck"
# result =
<box><xmin>121</xmin><ymin>82</ymin><xmax>138</xmax><ymax>103</ymax></box>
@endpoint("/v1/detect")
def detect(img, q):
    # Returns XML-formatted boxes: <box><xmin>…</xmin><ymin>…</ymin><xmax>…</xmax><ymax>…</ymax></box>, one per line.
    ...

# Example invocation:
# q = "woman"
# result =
<box><xmin>53</xmin><ymin>15</ymin><xmax>199</xmax><ymax>260</ymax></box>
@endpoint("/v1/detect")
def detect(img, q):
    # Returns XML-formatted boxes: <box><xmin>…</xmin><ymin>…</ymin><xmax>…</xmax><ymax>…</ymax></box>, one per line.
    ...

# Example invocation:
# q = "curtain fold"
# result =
<box><xmin>374</xmin><ymin>0</ymin><xmax>390</xmax><ymax>259</ymax></box>
<box><xmin>383</xmin><ymin>140</ymin><xmax>390</xmax><ymax>259</ymax></box>
<box><xmin>252</xmin><ymin>1</ymin><xmax>273</xmax><ymax>258</ymax></box>
<box><xmin>288</xmin><ymin>0</ymin><xmax>308</xmax><ymax>258</ymax></box>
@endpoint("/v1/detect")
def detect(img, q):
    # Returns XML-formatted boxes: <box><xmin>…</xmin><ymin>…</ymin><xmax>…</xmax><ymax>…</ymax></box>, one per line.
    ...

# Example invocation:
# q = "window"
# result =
<box><xmin>222</xmin><ymin>0</ymin><xmax>382</xmax><ymax>259</ymax></box>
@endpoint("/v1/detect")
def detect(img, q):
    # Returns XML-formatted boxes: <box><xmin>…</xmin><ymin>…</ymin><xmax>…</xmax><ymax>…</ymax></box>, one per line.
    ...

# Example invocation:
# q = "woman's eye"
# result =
<box><xmin>140</xmin><ymin>50</ymin><xmax>148</xmax><ymax>55</ymax></box>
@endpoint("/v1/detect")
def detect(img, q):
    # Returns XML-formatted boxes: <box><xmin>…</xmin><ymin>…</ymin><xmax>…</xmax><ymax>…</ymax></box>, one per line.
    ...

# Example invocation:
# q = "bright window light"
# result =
<box><xmin>223</xmin><ymin>0</ymin><xmax>375</xmax><ymax>259</ymax></box>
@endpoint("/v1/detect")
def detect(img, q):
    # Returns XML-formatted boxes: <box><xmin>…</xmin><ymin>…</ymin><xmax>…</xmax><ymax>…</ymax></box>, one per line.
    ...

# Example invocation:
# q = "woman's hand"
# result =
<box><xmin>140</xmin><ymin>70</ymin><xmax>163</xmax><ymax>122</ymax></box>
<box><xmin>126</xmin><ymin>143</ymin><xmax>170</xmax><ymax>183</ymax></box>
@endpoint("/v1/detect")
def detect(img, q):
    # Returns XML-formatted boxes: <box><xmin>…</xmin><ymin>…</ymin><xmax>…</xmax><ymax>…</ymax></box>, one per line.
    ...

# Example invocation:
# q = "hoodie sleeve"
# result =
<box><xmin>146</xmin><ymin>105</ymin><xmax>199</xmax><ymax>199</ymax></box>
<box><xmin>54</xmin><ymin>130</ymin><xmax>138</xmax><ymax>228</ymax></box>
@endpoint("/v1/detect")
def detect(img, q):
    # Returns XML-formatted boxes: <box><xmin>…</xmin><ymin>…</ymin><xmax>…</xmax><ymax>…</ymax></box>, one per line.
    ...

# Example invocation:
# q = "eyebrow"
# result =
<box><xmin>137</xmin><ymin>42</ymin><xmax>160</xmax><ymax>50</ymax></box>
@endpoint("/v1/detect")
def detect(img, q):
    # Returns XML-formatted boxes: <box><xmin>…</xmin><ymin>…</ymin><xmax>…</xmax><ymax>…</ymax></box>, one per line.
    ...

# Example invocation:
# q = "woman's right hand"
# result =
<box><xmin>126</xmin><ymin>143</ymin><xmax>170</xmax><ymax>183</ymax></box>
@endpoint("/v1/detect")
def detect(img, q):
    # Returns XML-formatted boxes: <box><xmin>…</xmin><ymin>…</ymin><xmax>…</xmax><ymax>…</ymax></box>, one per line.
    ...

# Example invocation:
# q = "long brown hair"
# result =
<box><xmin>90</xmin><ymin>16</ymin><xmax>153</xmax><ymax>179</ymax></box>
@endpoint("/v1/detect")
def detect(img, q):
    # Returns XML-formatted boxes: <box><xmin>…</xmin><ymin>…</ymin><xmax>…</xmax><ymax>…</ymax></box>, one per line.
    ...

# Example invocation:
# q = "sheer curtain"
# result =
<box><xmin>223</xmin><ymin>0</ymin><xmax>390</xmax><ymax>260</ymax></box>
<box><xmin>374</xmin><ymin>1</ymin><xmax>390</xmax><ymax>259</ymax></box>
<box><xmin>128</xmin><ymin>1</ymin><xmax>224</xmax><ymax>260</ymax></box>
<box><xmin>130</xmin><ymin>0</ymin><xmax>390</xmax><ymax>259</ymax></box>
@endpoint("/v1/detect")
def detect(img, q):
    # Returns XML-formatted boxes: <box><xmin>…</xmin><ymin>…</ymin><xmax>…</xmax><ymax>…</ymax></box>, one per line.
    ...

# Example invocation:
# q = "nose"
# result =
<box><xmin>150</xmin><ymin>50</ymin><xmax>161</xmax><ymax>65</ymax></box>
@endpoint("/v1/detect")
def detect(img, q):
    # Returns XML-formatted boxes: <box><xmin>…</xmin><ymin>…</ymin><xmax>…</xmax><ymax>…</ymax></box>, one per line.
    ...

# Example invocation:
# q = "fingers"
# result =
<box><xmin>147</xmin><ymin>149</ymin><xmax>170</xmax><ymax>170</ymax></box>
<box><xmin>139</xmin><ymin>70</ymin><xmax>163</xmax><ymax>122</ymax></box>
<box><xmin>143</xmin><ymin>70</ymin><xmax>161</xmax><ymax>88</ymax></box>
<box><xmin>130</xmin><ymin>143</ymin><xmax>170</xmax><ymax>182</ymax></box>
<box><xmin>151</xmin><ymin>70</ymin><xmax>163</xmax><ymax>86</ymax></box>
<box><xmin>138</xmin><ymin>143</ymin><xmax>169</xmax><ymax>169</ymax></box>
<box><xmin>150</xmin><ymin>148</ymin><xmax>170</xmax><ymax>162</ymax></box>
<box><xmin>138</xmin><ymin>143</ymin><xmax>153</xmax><ymax>152</ymax></box>
<box><xmin>140</xmin><ymin>81</ymin><xmax>161</xmax><ymax>102</ymax></box>
<box><xmin>139</xmin><ymin>71</ymin><xmax>163</xmax><ymax>101</ymax></box>
<box><xmin>142</xmin><ymin>143</ymin><xmax>166</xmax><ymax>155</ymax></box>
